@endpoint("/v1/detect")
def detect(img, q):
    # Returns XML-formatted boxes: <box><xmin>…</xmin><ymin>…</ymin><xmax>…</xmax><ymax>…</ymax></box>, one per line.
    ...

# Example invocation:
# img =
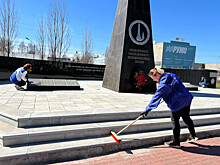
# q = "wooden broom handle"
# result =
<box><xmin>117</xmin><ymin>100</ymin><xmax>164</xmax><ymax>135</ymax></box>
<box><xmin>117</xmin><ymin>115</ymin><xmax>143</xmax><ymax>135</ymax></box>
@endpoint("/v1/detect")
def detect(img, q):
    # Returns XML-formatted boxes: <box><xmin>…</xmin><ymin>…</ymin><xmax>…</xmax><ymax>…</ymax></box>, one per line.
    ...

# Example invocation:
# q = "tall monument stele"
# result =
<box><xmin>102</xmin><ymin>0</ymin><xmax>156</xmax><ymax>93</ymax></box>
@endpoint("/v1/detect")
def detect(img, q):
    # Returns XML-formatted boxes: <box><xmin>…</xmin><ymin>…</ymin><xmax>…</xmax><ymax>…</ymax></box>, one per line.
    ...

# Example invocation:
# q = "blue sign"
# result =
<box><xmin>162</xmin><ymin>41</ymin><xmax>196</xmax><ymax>69</ymax></box>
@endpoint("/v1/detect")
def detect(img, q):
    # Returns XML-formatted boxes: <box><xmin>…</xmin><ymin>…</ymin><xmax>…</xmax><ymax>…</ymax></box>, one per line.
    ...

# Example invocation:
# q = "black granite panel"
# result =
<box><xmin>103</xmin><ymin>0</ymin><xmax>156</xmax><ymax>93</ymax></box>
<box><xmin>27</xmin><ymin>79</ymin><xmax>80</xmax><ymax>90</ymax></box>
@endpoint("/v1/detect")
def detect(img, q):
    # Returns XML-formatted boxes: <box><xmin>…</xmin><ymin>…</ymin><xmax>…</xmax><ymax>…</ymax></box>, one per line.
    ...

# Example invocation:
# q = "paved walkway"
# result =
<box><xmin>52</xmin><ymin>136</ymin><xmax>220</xmax><ymax>165</ymax></box>
<box><xmin>0</xmin><ymin>80</ymin><xmax>220</xmax><ymax>116</ymax></box>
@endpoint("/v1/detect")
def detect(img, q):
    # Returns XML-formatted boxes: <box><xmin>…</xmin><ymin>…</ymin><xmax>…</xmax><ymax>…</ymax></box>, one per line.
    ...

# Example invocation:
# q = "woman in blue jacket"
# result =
<box><xmin>10</xmin><ymin>63</ymin><xmax>32</xmax><ymax>90</ymax></box>
<box><xmin>141</xmin><ymin>68</ymin><xmax>198</xmax><ymax>148</ymax></box>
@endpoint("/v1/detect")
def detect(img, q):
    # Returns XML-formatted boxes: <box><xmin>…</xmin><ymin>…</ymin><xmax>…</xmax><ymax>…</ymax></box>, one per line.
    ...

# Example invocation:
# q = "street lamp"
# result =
<box><xmin>26</xmin><ymin>37</ymin><xmax>35</xmax><ymax>59</ymax></box>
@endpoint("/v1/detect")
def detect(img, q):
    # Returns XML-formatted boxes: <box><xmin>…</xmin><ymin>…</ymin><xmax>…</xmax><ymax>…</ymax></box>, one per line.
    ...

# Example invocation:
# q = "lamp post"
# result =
<box><xmin>26</xmin><ymin>37</ymin><xmax>35</xmax><ymax>59</ymax></box>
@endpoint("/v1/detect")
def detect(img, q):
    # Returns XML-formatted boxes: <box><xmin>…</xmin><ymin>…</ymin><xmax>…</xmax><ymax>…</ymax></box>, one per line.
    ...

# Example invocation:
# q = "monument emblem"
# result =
<box><xmin>102</xmin><ymin>0</ymin><xmax>156</xmax><ymax>93</ymax></box>
<box><xmin>129</xmin><ymin>20</ymin><xmax>150</xmax><ymax>45</ymax></box>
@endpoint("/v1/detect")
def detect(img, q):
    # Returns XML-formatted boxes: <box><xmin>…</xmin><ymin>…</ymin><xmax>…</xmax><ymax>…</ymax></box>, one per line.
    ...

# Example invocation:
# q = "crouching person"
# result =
<box><xmin>10</xmin><ymin>63</ymin><xmax>32</xmax><ymax>90</ymax></box>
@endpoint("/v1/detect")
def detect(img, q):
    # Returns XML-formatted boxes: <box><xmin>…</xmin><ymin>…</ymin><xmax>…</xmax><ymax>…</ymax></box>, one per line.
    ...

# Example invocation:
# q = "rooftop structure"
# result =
<box><xmin>154</xmin><ymin>40</ymin><xmax>196</xmax><ymax>69</ymax></box>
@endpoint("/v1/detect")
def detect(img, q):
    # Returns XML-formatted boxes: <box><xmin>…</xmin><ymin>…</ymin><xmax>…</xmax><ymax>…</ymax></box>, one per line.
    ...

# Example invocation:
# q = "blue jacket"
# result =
<box><xmin>10</xmin><ymin>67</ymin><xmax>28</xmax><ymax>84</ymax></box>
<box><xmin>146</xmin><ymin>73</ymin><xmax>193</xmax><ymax>112</ymax></box>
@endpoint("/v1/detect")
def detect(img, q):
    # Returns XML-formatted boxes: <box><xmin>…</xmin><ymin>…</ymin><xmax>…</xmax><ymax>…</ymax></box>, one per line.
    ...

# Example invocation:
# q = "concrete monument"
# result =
<box><xmin>102</xmin><ymin>0</ymin><xmax>156</xmax><ymax>92</ymax></box>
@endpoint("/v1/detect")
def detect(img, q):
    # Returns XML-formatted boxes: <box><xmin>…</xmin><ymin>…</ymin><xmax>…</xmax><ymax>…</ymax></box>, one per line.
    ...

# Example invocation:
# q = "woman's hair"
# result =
<box><xmin>23</xmin><ymin>63</ymin><xmax>32</xmax><ymax>70</ymax></box>
<box><xmin>148</xmin><ymin>67</ymin><xmax>164</xmax><ymax>76</ymax></box>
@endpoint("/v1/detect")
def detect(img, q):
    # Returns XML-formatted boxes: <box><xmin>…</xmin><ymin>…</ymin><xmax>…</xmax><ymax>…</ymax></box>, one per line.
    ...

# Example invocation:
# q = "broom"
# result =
<box><xmin>111</xmin><ymin>100</ymin><xmax>164</xmax><ymax>143</ymax></box>
<box><xmin>111</xmin><ymin>115</ymin><xmax>143</xmax><ymax>143</ymax></box>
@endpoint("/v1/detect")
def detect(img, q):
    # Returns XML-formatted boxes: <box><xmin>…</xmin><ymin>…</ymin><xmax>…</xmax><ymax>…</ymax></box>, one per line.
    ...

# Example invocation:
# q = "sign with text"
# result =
<box><xmin>163</xmin><ymin>41</ymin><xmax>196</xmax><ymax>69</ymax></box>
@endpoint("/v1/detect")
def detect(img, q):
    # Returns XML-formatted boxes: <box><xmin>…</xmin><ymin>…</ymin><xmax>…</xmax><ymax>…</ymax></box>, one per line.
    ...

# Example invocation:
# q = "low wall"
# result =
<box><xmin>164</xmin><ymin>68</ymin><xmax>217</xmax><ymax>88</ymax></box>
<box><xmin>0</xmin><ymin>57</ymin><xmax>218</xmax><ymax>88</ymax></box>
<box><xmin>0</xmin><ymin>71</ymin><xmax>11</xmax><ymax>80</ymax></box>
<box><xmin>0</xmin><ymin>56</ymin><xmax>105</xmax><ymax>80</ymax></box>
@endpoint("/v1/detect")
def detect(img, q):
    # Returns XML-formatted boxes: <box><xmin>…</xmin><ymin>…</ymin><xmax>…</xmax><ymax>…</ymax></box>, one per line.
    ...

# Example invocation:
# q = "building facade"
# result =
<box><xmin>154</xmin><ymin>41</ymin><xmax>196</xmax><ymax>69</ymax></box>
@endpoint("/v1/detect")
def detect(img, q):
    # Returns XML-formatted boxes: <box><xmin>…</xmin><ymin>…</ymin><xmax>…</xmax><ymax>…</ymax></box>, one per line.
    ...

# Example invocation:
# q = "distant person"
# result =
<box><xmin>10</xmin><ymin>63</ymin><xmax>32</xmax><ymax>90</ymax></box>
<box><xmin>199</xmin><ymin>75</ymin><xmax>208</xmax><ymax>88</ymax></box>
<box><xmin>140</xmin><ymin>67</ymin><xmax>198</xmax><ymax>148</ymax></box>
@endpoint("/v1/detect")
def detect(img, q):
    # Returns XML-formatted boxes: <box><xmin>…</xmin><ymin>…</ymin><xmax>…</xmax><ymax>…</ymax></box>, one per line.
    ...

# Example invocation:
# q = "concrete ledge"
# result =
<box><xmin>0</xmin><ymin>105</ymin><xmax>30</xmax><ymax>127</ymax></box>
<box><xmin>1</xmin><ymin>106</ymin><xmax>220</xmax><ymax>128</ymax></box>
<box><xmin>16</xmin><ymin>107</ymin><xmax>220</xmax><ymax>127</ymax></box>
<box><xmin>1</xmin><ymin>113</ymin><xmax>220</xmax><ymax>146</ymax></box>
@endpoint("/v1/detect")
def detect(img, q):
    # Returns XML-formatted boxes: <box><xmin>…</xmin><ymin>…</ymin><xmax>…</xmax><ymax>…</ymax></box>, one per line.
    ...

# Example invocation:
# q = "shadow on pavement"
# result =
<box><xmin>125</xmin><ymin>150</ymin><xmax>133</xmax><ymax>154</ymax></box>
<box><xmin>181</xmin><ymin>141</ymin><xmax>220</xmax><ymax>157</ymax></box>
<box><xmin>191</xmin><ymin>92</ymin><xmax>220</xmax><ymax>98</ymax></box>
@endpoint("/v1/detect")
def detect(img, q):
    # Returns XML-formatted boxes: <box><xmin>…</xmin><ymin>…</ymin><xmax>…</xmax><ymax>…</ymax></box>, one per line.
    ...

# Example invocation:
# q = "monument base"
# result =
<box><xmin>27</xmin><ymin>79</ymin><xmax>80</xmax><ymax>91</ymax></box>
<box><xmin>183</xmin><ymin>82</ymin><xmax>198</xmax><ymax>91</ymax></box>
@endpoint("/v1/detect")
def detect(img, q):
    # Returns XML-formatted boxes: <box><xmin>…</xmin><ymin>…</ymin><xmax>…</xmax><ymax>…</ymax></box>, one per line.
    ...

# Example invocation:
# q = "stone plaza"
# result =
<box><xmin>0</xmin><ymin>0</ymin><xmax>220</xmax><ymax>164</ymax></box>
<box><xmin>0</xmin><ymin>80</ymin><xmax>220</xmax><ymax>164</ymax></box>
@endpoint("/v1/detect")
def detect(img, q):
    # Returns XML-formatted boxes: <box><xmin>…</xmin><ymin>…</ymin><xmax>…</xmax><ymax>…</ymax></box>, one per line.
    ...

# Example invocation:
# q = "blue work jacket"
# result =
<box><xmin>10</xmin><ymin>67</ymin><xmax>27</xmax><ymax>84</ymax></box>
<box><xmin>146</xmin><ymin>73</ymin><xmax>193</xmax><ymax>112</ymax></box>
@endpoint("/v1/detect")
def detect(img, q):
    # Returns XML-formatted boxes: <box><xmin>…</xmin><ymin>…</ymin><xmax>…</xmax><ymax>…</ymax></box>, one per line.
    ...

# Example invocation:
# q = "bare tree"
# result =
<box><xmin>58</xmin><ymin>1</ymin><xmax>70</xmax><ymax>59</ymax></box>
<box><xmin>81</xmin><ymin>26</ymin><xmax>93</xmax><ymax>64</ymax></box>
<box><xmin>47</xmin><ymin>0</ymin><xmax>59</xmax><ymax>60</ymax></box>
<box><xmin>37</xmin><ymin>16</ymin><xmax>46</xmax><ymax>60</ymax></box>
<box><xmin>0</xmin><ymin>0</ymin><xmax>18</xmax><ymax>57</ymax></box>
<box><xmin>47</xmin><ymin>0</ymin><xmax>70</xmax><ymax>61</ymax></box>
<box><xmin>18</xmin><ymin>41</ymin><xmax>26</xmax><ymax>53</ymax></box>
<box><xmin>27</xmin><ymin>42</ymin><xmax>35</xmax><ymax>54</ymax></box>
<box><xmin>0</xmin><ymin>37</ymin><xmax>5</xmax><ymax>53</ymax></box>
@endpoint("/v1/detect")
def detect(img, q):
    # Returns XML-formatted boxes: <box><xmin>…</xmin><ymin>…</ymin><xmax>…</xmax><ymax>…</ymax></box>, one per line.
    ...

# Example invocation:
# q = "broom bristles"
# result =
<box><xmin>111</xmin><ymin>131</ymin><xmax>121</xmax><ymax>143</ymax></box>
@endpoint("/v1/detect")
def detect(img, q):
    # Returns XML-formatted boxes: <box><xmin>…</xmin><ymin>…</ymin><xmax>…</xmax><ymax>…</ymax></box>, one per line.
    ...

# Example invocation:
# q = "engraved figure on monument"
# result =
<box><xmin>136</xmin><ymin>23</ymin><xmax>145</xmax><ymax>42</ymax></box>
<box><xmin>129</xmin><ymin>20</ymin><xmax>150</xmax><ymax>45</ymax></box>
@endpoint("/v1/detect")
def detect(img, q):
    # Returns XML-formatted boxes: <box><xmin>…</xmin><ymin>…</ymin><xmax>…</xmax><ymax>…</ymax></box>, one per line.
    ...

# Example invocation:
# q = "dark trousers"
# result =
<box><xmin>171</xmin><ymin>104</ymin><xmax>196</xmax><ymax>145</ymax></box>
<box><xmin>15</xmin><ymin>80</ymin><xmax>26</xmax><ymax>87</ymax></box>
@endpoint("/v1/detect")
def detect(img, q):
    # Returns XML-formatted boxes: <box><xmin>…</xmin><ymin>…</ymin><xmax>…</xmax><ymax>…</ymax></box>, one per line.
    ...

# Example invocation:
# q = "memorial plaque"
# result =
<box><xmin>27</xmin><ymin>79</ymin><xmax>81</xmax><ymax>90</ymax></box>
<box><xmin>102</xmin><ymin>0</ymin><xmax>156</xmax><ymax>92</ymax></box>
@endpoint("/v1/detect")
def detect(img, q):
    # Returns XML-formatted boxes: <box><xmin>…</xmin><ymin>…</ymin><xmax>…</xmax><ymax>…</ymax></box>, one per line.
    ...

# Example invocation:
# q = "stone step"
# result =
<box><xmin>0</xmin><ymin>124</ymin><xmax>220</xmax><ymax>165</ymax></box>
<box><xmin>1</xmin><ymin>104</ymin><xmax>220</xmax><ymax>127</ymax></box>
<box><xmin>1</xmin><ymin>113</ymin><xmax>220</xmax><ymax>146</ymax></box>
